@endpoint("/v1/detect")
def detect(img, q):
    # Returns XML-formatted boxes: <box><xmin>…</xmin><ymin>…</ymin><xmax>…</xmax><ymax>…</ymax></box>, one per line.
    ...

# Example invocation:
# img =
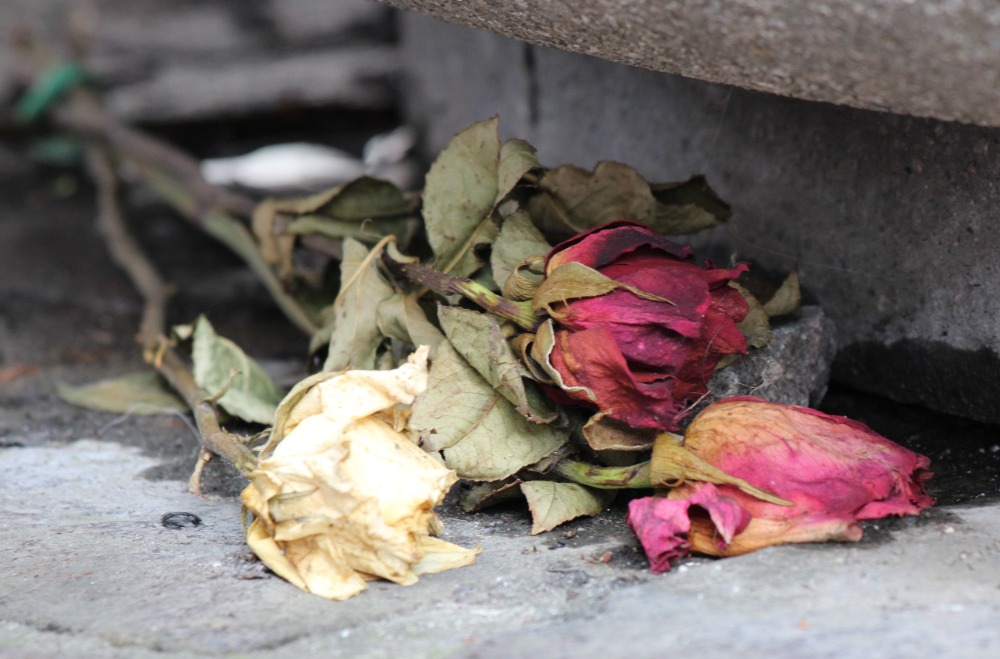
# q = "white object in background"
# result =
<box><xmin>364</xmin><ymin>126</ymin><xmax>417</xmax><ymax>167</ymax></box>
<box><xmin>200</xmin><ymin>126</ymin><xmax>418</xmax><ymax>192</ymax></box>
<box><xmin>201</xmin><ymin>143</ymin><xmax>366</xmax><ymax>190</ymax></box>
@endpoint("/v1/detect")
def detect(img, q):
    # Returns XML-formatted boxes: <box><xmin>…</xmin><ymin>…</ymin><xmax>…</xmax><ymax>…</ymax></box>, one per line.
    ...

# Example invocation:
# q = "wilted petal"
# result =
<box><xmin>627</xmin><ymin>484</ymin><xmax>751</xmax><ymax>573</ymax></box>
<box><xmin>546</xmin><ymin>325</ymin><xmax>691</xmax><ymax>429</ymax></box>
<box><xmin>546</xmin><ymin>221</ymin><xmax>692</xmax><ymax>272</ymax></box>
<box><xmin>630</xmin><ymin>397</ymin><xmax>933</xmax><ymax>571</ymax></box>
<box><xmin>241</xmin><ymin>347</ymin><xmax>479</xmax><ymax>600</ymax></box>
<box><xmin>540</xmin><ymin>221</ymin><xmax>749</xmax><ymax>430</ymax></box>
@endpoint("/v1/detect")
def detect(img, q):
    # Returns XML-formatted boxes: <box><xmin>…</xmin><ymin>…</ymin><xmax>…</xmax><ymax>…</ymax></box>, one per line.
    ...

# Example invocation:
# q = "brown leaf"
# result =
<box><xmin>763</xmin><ymin>270</ymin><xmax>802</xmax><ymax>318</ymax></box>
<box><xmin>581</xmin><ymin>413</ymin><xmax>657</xmax><ymax>452</ymax></box>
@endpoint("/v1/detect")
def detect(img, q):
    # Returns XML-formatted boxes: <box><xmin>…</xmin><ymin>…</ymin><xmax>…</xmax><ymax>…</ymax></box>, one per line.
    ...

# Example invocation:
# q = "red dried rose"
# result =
<box><xmin>536</xmin><ymin>221</ymin><xmax>749</xmax><ymax>430</ymax></box>
<box><xmin>628</xmin><ymin>397</ymin><xmax>934</xmax><ymax>572</ymax></box>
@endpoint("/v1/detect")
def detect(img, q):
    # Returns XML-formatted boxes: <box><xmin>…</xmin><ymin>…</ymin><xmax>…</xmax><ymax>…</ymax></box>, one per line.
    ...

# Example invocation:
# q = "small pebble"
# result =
<box><xmin>161</xmin><ymin>512</ymin><xmax>203</xmax><ymax>529</ymax></box>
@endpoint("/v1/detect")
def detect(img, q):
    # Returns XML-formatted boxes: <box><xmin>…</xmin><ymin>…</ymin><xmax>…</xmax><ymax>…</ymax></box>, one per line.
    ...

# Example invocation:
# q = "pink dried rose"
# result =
<box><xmin>538</xmin><ymin>221</ymin><xmax>749</xmax><ymax>430</ymax></box>
<box><xmin>628</xmin><ymin>397</ymin><xmax>934</xmax><ymax>572</ymax></box>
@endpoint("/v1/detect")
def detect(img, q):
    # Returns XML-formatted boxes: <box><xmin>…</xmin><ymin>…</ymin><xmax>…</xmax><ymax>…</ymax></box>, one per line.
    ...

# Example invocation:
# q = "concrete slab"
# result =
<box><xmin>396</xmin><ymin>13</ymin><xmax>1000</xmax><ymax>425</ymax></box>
<box><xmin>379</xmin><ymin>0</ymin><xmax>1000</xmax><ymax>128</ymax></box>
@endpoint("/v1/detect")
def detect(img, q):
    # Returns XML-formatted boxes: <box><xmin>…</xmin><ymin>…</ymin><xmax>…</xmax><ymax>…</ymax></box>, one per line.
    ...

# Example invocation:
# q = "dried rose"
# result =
<box><xmin>241</xmin><ymin>347</ymin><xmax>478</xmax><ymax>600</ymax></box>
<box><xmin>534</xmin><ymin>221</ymin><xmax>749</xmax><ymax>430</ymax></box>
<box><xmin>628</xmin><ymin>397</ymin><xmax>933</xmax><ymax>572</ymax></box>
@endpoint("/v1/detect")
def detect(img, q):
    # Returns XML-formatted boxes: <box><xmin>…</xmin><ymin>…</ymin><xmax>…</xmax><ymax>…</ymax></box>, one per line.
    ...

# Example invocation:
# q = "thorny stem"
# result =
<box><xmin>553</xmin><ymin>459</ymin><xmax>652</xmax><ymax>489</ymax></box>
<box><xmin>383</xmin><ymin>255</ymin><xmax>539</xmax><ymax>330</ymax></box>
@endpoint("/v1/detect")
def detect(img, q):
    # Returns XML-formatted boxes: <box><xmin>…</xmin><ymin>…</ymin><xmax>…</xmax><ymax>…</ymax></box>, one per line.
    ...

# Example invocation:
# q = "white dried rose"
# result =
<box><xmin>241</xmin><ymin>347</ymin><xmax>477</xmax><ymax>600</ymax></box>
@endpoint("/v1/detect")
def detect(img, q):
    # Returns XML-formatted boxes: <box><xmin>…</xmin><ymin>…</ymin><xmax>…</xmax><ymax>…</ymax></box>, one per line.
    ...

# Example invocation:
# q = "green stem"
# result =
<box><xmin>384</xmin><ymin>256</ymin><xmax>538</xmax><ymax>330</ymax></box>
<box><xmin>553</xmin><ymin>459</ymin><xmax>652</xmax><ymax>489</ymax></box>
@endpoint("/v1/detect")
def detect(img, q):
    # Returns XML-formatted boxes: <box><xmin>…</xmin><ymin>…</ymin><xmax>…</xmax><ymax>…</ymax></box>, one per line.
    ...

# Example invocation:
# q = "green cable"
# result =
<box><xmin>14</xmin><ymin>62</ymin><xmax>91</xmax><ymax>123</ymax></box>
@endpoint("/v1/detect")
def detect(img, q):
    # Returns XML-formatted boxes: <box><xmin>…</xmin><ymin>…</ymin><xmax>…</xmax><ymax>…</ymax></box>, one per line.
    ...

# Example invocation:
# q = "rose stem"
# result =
<box><xmin>86</xmin><ymin>135</ymin><xmax>257</xmax><ymax>486</ymax></box>
<box><xmin>6</xmin><ymin>42</ymin><xmax>318</xmax><ymax>336</ymax></box>
<box><xmin>552</xmin><ymin>459</ymin><xmax>652</xmax><ymax>489</ymax></box>
<box><xmin>382</xmin><ymin>255</ymin><xmax>538</xmax><ymax>330</ymax></box>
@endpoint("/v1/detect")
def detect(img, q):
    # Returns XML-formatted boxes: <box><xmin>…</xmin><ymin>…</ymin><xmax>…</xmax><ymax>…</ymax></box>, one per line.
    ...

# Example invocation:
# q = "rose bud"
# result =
<box><xmin>534</xmin><ymin>221</ymin><xmax>749</xmax><ymax>430</ymax></box>
<box><xmin>628</xmin><ymin>397</ymin><xmax>934</xmax><ymax>572</ymax></box>
<box><xmin>241</xmin><ymin>347</ymin><xmax>478</xmax><ymax>600</ymax></box>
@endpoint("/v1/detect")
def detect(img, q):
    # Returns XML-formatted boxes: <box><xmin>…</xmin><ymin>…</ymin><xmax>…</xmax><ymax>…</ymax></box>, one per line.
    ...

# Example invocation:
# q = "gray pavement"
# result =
<box><xmin>2</xmin><ymin>168</ymin><xmax>1000</xmax><ymax>658</ymax></box>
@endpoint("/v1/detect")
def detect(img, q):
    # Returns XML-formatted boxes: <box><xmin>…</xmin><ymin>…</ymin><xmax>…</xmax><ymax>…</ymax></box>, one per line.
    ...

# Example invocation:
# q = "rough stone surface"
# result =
<box><xmin>397</xmin><ymin>13</ymin><xmax>1000</xmax><ymax>424</ymax></box>
<box><xmin>3</xmin><ymin>438</ymin><xmax>997</xmax><ymax>658</ymax></box>
<box><xmin>707</xmin><ymin>306</ymin><xmax>836</xmax><ymax>410</ymax></box>
<box><xmin>380</xmin><ymin>0</ymin><xmax>1000</xmax><ymax>128</ymax></box>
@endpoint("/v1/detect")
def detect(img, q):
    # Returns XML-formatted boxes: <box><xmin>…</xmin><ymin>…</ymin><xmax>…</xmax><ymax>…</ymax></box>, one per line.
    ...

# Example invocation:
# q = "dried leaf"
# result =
<box><xmin>191</xmin><ymin>316</ymin><xmax>283</xmax><ymax>425</ymax></box>
<box><xmin>490</xmin><ymin>209</ymin><xmax>551</xmax><ymax>291</ymax></box>
<box><xmin>323</xmin><ymin>239</ymin><xmax>395</xmax><ymax>372</ymax></box>
<box><xmin>763</xmin><ymin>270</ymin><xmax>802</xmax><ymax>318</ymax></box>
<box><xmin>0</xmin><ymin>364</ymin><xmax>38</xmax><ymax>384</ymax></box>
<box><xmin>497</xmin><ymin>139</ymin><xmax>542</xmax><ymax>203</ymax></box>
<box><xmin>731</xmin><ymin>282</ymin><xmax>772</xmax><ymax>351</ymax></box>
<box><xmin>410</xmin><ymin>342</ymin><xmax>568</xmax><ymax>481</ymax></box>
<box><xmin>649</xmin><ymin>175</ymin><xmax>731</xmax><ymax>235</ymax></box>
<box><xmin>438</xmin><ymin>306</ymin><xmax>556</xmax><ymax>422</ymax></box>
<box><xmin>528</xmin><ymin>162</ymin><xmax>729</xmax><ymax>241</ymax></box>
<box><xmin>376</xmin><ymin>294</ymin><xmax>447</xmax><ymax>356</ymax></box>
<box><xmin>460</xmin><ymin>478</ymin><xmax>525</xmax><ymax>512</ymax></box>
<box><xmin>57</xmin><ymin>371</ymin><xmax>185</xmax><ymax>415</ymax></box>
<box><xmin>521</xmin><ymin>480</ymin><xmax>613</xmax><ymax>534</ymax></box>
<box><xmin>532</xmin><ymin>262</ymin><xmax>673</xmax><ymax>319</ymax></box>
<box><xmin>529</xmin><ymin>162</ymin><xmax>654</xmax><ymax>240</ymax></box>
<box><xmin>422</xmin><ymin>118</ymin><xmax>502</xmax><ymax>278</ymax></box>
<box><xmin>251</xmin><ymin>198</ymin><xmax>296</xmax><ymax>280</ymax></box>
<box><xmin>581</xmin><ymin>413</ymin><xmax>657</xmax><ymax>452</ymax></box>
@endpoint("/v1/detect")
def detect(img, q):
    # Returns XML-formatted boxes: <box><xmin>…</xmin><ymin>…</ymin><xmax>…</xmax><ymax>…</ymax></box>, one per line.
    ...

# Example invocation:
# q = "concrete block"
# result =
<box><xmin>380</xmin><ymin>0</ymin><xmax>1000</xmax><ymax>127</ymax></box>
<box><xmin>398</xmin><ymin>14</ymin><xmax>1000</xmax><ymax>423</ymax></box>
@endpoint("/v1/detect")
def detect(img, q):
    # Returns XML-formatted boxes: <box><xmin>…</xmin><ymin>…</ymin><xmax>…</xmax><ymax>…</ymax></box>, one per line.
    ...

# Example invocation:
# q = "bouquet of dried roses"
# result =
<box><xmin>230</xmin><ymin>118</ymin><xmax>931</xmax><ymax>598</ymax></box>
<box><xmin>61</xmin><ymin>116</ymin><xmax>932</xmax><ymax>600</ymax></box>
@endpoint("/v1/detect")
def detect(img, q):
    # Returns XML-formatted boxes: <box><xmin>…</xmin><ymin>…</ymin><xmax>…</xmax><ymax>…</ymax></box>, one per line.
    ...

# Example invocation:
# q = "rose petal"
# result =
<box><xmin>548</xmin><ymin>325</ymin><xmax>692</xmax><ymax>429</ymax></box>
<box><xmin>546</xmin><ymin>221</ymin><xmax>692</xmax><ymax>272</ymax></box>
<box><xmin>628</xmin><ymin>484</ymin><xmax>752</xmax><ymax>573</ymax></box>
<box><xmin>629</xmin><ymin>399</ymin><xmax>934</xmax><ymax>571</ymax></box>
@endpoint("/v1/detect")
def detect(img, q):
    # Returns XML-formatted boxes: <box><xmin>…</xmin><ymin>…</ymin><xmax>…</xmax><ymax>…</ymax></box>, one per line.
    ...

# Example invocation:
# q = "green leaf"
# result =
<box><xmin>763</xmin><ymin>270</ymin><xmax>802</xmax><ymax>318</ymax></box>
<box><xmin>649</xmin><ymin>175</ymin><xmax>731</xmax><ymax>235</ymax></box>
<box><xmin>191</xmin><ymin>316</ymin><xmax>284</xmax><ymax>424</ymax></box>
<box><xmin>528</xmin><ymin>162</ymin><xmax>729</xmax><ymax>241</ymax></box>
<box><xmin>521</xmin><ymin>481</ymin><xmax>613</xmax><ymax>535</ymax></box>
<box><xmin>376</xmin><ymin>293</ymin><xmax>447</xmax><ymax>356</ymax></box>
<box><xmin>497</xmin><ymin>139</ymin><xmax>542</xmax><ymax>203</ymax></box>
<box><xmin>411</xmin><ymin>342</ymin><xmax>567</xmax><ymax>481</ymax></box>
<box><xmin>438</xmin><ymin>306</ymin><xmax>556</xmax><ymax>422</ymax></box>
<box><xmin>322</xmin><ymin>238</ymin><xmax>395</xmax><ymax>372</ymax></box>
<box><xmin>490</xmin><ymin>209</ymin><xmax>551</xmax><ymax>291</ymax></box>
<box><xmin>57</xmin><ymin>371</ymin><xmax>186</xmax><ymax>415</ymax></box>
<box><xmin>422</xmin><ymin>118</ymin><xmax>502</xmax><ymax>278</ymax></box>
